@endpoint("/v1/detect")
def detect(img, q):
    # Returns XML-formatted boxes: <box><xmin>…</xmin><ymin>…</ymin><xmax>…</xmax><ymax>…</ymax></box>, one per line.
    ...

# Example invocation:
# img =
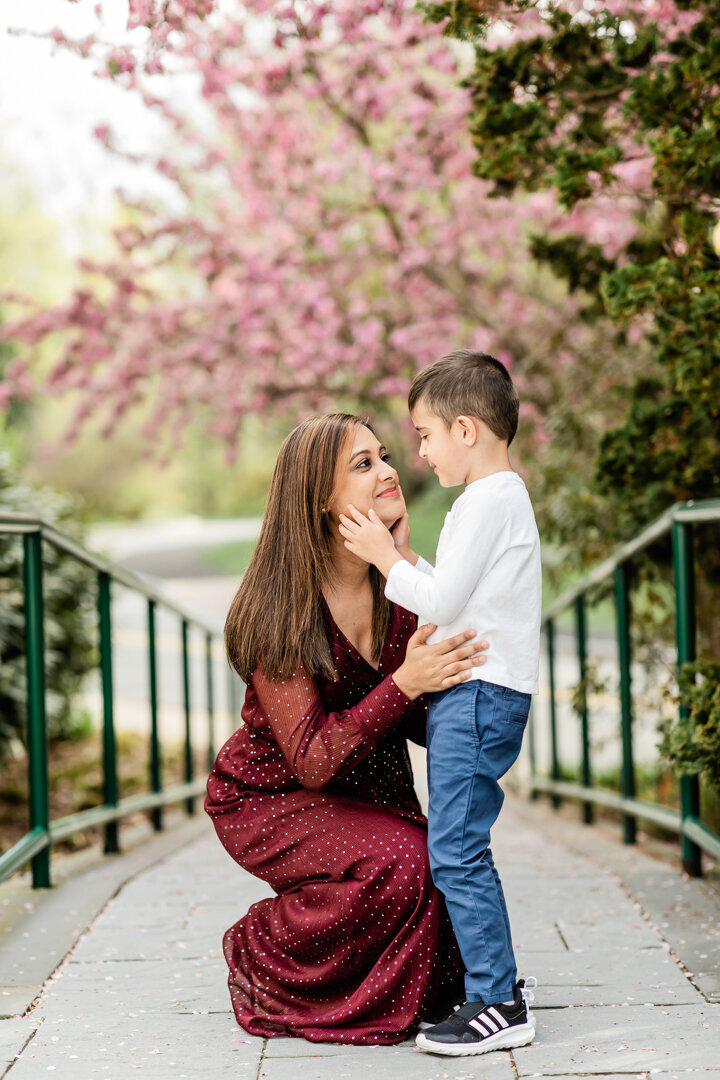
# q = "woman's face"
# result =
<box><xmin>328</xmin><ymin>425</ymin><xmax>405</xmax><ymax>528</ymax></box>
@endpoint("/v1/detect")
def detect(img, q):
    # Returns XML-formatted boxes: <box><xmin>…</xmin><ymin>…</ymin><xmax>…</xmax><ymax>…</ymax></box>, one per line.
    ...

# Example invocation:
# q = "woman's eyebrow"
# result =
<box><xmin>349</xmin><ymin>446</ymin><xmax>385</xmax><ymax>462</ymax></box>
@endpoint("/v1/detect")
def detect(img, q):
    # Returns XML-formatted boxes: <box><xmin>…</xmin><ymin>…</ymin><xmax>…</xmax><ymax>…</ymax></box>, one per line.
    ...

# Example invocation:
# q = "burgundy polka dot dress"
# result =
<box><xmin>205</xmin><ymin>603</ymin><xmax>463</xmax><ymax>1044</ymax></box>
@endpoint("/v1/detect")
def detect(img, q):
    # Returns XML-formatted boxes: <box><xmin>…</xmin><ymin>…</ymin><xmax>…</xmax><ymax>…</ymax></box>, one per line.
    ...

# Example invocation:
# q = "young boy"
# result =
<box><xmin>339</xmin><ymin>350</ymin><xmax>541</xmax><ymax>1057</ymax></box>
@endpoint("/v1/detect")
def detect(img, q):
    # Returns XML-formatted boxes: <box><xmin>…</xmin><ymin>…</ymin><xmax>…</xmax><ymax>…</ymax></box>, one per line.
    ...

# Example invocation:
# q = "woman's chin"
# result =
<box><xmin>374</xmin><ymin>499</ymin><xmax>406</xmax><ymax>528</ymax></box>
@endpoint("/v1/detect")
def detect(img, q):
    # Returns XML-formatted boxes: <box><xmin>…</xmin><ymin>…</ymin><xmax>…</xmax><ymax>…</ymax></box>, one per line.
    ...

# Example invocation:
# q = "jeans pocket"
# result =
<box><xmin>503</xmin><ymin>708</ymin><xmax>529</xmax><ymax>727</ymax></box>
<box><xmin>499</xmin><ymin>688</ymin><xmax>531</xmax><ymax>727</ymax></box>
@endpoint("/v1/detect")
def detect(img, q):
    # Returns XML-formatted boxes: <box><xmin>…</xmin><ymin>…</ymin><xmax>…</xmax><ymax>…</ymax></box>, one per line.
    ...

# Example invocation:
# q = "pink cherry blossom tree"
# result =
<box><xmin>1</xmin><ymin>0</ymin><xmax>641</xmax><ymax>490</ymax></box>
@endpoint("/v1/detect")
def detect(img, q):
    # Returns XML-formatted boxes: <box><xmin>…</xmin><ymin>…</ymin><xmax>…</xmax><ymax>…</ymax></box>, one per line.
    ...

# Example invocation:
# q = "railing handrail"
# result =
<box><xmin>0</xmin><ymin>511</ymin><xmax>221</xmax><ymax>635</ymax></box>
<box><xmin>0</xmin><ymin>512</ymin><xmax>241</xmax><ymax>888</ymax></box>
<box><xmin>532</xmin><ymin>497</ymin><xmax>719</xmax><ymax>876</ymax></box>
<box><xmin>542</xmin><ymin>499</ymin><xmax>720</xmax><ymax>622</ymax></box>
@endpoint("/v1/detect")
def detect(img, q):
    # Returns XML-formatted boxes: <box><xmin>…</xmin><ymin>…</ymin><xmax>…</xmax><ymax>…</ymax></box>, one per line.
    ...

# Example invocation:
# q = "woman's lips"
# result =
<box><xmin>377</xmin><ymin>487</ymin><xmax>400</xmax><ymax>498</ymax></box>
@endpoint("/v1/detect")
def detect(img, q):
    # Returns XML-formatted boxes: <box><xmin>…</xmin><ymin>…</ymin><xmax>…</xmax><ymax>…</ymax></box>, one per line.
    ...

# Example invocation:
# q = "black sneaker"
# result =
<box><xmin>418</xmin><ymin>991</ymin><xmax>465</xmax><ymax>1029</ymax></box>
<box><xmin>415</xmin><ymin>977</ymin><xmax>536</xmax><ymax>1056</ymax></box>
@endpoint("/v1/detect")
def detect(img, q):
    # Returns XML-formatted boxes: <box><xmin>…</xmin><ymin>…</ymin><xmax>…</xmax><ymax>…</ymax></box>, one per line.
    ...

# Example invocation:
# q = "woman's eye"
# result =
<box><xmin>381</xmin><ymin>453</ymin><xmax>392</xmax><ymax>462</ymax></box>
<box><xmin>356</xmin><ymin>458</ymin><xmax>370</xmax><ymax>469</ymax></box>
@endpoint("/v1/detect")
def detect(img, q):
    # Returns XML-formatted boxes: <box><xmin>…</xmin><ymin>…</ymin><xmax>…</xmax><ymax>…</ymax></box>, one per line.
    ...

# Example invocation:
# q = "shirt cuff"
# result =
<box><xmin>352</xmin><ymin>674</ymin><xmax>415</xmax><ymax>743</ymax></box>
<box><xmin>415</xmin><ymin>555</ymin><xmax>434</xmax><ymax>575</ymax></box>
<box><xmin>385</xmin><ymin>557</ymin><xmax>424</xmax><ymax>611</ymax></box>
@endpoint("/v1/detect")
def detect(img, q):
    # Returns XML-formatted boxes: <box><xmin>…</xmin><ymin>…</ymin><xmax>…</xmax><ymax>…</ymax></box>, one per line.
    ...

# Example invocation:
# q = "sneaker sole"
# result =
<box><xmin>415</xmin><ymin>1020</ymin><xmax>535</xmax><ymax>1057</ymax></box>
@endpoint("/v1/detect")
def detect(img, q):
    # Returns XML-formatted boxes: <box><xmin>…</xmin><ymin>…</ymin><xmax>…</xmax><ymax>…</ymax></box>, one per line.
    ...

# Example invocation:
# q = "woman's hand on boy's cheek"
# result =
<box><xmin>338</xmin><ymin>505</ymin><xmax>402</xmax><ymax>575</ymax></box>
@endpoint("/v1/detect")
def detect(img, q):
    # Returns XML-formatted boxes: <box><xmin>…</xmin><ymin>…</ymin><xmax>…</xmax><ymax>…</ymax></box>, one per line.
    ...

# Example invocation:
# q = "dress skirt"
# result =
<box><xmin>209</xmin><ymin>787</ymin><xmax>463</xmax><ymax>1044</ymax></box>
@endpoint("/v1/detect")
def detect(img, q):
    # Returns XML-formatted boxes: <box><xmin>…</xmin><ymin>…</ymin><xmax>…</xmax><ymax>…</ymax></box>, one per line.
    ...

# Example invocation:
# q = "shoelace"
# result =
<box><xmin>520</xmin><ymin>976</ymin><xmax>538</xmax><ymax>1009</ymax></box>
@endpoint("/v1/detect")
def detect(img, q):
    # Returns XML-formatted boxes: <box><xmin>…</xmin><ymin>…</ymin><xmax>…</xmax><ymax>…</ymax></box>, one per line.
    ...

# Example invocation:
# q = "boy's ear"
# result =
<box><xmin>455</xmin><ymin>414</ymin><xmax>479</xmax><ymax>446</ymax></box>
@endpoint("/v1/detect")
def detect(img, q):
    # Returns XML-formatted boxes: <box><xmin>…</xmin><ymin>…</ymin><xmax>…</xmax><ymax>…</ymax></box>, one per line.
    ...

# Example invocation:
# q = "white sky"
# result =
<box><xmin>0</xmin><ymin>0</ymin><xmax>172</xmax><ymax>247</ymax></box>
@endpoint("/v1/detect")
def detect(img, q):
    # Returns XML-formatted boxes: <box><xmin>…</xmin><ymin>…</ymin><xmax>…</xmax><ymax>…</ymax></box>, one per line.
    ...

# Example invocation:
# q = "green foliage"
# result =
<box><xmin>660</xmin><ymin>660</ymin><xmax>720</xmax><ymax>790</ymax></box>
<box><xmin>569</xmin><ymin>662</ymin><xmax>608</xmax><ymax>720</ymax></box>
<box><xmin>427</xmin><ymin>0</ymin><xmax>720</xmax><ymax>544</ymax></box>
<box><xmin>0</xmin><ymin>453</ymin><xmax>96</xmax><ymax>760</ymax></box>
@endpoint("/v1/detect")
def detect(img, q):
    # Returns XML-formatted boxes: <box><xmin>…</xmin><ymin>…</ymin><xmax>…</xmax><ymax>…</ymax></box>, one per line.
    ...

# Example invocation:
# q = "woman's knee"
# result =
<box><xmin>362</xmin><ymin>824</ymin><xmax>433</xmax><ymax>897</ymax></box>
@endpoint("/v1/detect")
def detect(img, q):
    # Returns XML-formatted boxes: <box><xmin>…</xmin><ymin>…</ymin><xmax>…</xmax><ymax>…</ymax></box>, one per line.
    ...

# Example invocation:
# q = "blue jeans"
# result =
<box><xmin>427</xmin><ymin>679</ymin><xmax>530</xmax><ymax>1004</ymax></box>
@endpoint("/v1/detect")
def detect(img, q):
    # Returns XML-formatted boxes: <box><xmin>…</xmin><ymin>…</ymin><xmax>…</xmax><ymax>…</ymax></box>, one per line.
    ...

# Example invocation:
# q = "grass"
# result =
<box><xmin>200</xmin><ymin>538</ymin><xmax>258</xmax><ymax>576</ymax></box>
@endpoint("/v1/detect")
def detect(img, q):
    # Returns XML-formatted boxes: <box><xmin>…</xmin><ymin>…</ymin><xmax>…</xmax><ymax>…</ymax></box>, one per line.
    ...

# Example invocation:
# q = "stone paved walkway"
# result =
<box><xmin>1</xmin><ymin>793</ymin><xmax>719</xmax><ymax>1080</ymax></box>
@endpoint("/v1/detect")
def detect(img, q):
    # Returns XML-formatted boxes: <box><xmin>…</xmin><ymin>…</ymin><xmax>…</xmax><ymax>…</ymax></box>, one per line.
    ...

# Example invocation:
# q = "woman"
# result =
<box><xmin>205</xmin><ymin>413</ymin><xmax>488</xmax><ymax>1045</ymax></box>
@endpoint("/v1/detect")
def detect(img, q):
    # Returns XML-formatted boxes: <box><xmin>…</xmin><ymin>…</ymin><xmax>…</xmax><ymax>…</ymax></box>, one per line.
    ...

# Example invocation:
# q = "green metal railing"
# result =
<box><xmin>0</xmin><ymin>513</ymin><xmax>242</xmax><ymax>888</ymax></box>
<box><xmin>530</xmin><ymin>499</ymin><xmax>720</xmax><ymax>876</ymax></box>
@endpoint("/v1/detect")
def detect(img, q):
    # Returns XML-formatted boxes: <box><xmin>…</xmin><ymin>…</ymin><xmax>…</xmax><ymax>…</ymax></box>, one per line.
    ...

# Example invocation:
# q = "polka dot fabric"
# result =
<box><xmin>205</xmin><ymin>603</ymin><xmax>463</xmax><ymax>1044</ymax></box>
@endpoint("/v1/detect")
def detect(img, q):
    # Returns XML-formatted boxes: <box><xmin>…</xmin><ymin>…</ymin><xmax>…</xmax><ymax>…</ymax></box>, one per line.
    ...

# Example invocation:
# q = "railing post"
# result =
<box><xmin>546</xmin><ymin>619</ymin><xmax>561</xmax><ymax>808</ymax></box>
<box><xmin>228</xmin><ymin>668</ymin><xmax>239</xmax><ymax>735</ymax></box>
<box><xmin>206</xmin><ymin>633</ymin><xmax>215</xmax><ymax>771</ymax></box>
<box><xmin>673</xmin><ymin>519</ymin><xmax>701</xmax><ymax>876</ymax></box>
<box><xmin>23</xmin><ymin>531</ymin><xmax>51</xmax><ymax>888</ymax></box>
<box><xmin>527</xmin><ymin>701</ymin><xmax>539</xmax><ymax>800</ymax></box>
<box><xmin>182</xmin><ymin>620</ymin><xmax>195</xmax><ymax>814</ymax></box>
<box><xmin>614</xmin><ymin>562</ymin><xmax>636</xmax><ymax>844</ymax></box>
<box><xmin>98</xmin><ymin>571</ymin><xmax>119</xmax><ymax>854</ymax></box>
<box><xmin>574</xmin><ymin>595</ymin><xmax>593</xmax><ymax>824</ymax></box>
<box><xmin>148</xmin><ymin>599</ymin><xmax>162</xmax><ymax>831</ymax></box>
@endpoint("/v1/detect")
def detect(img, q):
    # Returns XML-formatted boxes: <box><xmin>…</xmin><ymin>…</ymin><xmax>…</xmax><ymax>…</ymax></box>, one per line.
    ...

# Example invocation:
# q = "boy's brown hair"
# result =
<box><xmin>408</xmin><ymin>350</ymin><xmax>519</xmax><ymax>445</ymax></box>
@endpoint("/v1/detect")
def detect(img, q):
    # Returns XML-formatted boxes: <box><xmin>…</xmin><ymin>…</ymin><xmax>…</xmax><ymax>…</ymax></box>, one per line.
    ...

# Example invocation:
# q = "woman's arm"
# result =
<box><xmin>252</xmin><ymin>624</ymin><xmax>486</xmax><ymax>791</ymax></box>
<box><xmin>251</xmin><ymin>667</ymin><xmax>418</xmax><ymax>792</ymax></box>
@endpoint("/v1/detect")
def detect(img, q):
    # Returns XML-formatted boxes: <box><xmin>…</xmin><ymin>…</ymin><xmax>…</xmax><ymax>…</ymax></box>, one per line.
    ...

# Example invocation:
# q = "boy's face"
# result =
<box><xmin>411</xmin><ymin>402</ymin><xmax>469</xmax><ymax>488</ymax></box>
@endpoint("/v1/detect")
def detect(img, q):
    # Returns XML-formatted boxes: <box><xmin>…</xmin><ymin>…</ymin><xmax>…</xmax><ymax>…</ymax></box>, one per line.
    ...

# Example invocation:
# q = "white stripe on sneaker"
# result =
<box><xmin>488</xmin><ymin>1007</ymin><xmax>509</xmax><ymax>1028</ymax></box>
<box><xmin>468</xmin><ymin>1018</ymin><xmax>491</xmax><ymax>1036</ymax></box>
<box><xmin>478</xmin><ymin>1014</ymin><xmax>499</xmax><ymax>1033</ymax></box>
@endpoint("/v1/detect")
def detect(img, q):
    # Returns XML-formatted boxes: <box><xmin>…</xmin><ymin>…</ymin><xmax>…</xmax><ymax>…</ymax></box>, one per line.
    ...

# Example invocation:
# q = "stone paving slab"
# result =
<box><xmin>0</xmin><ymin>816</ymin><xmax>209</xmax><ymax>1021</ymax></box>
<box><xmin>7</xmin><ymin>1011</ymin><xmax>261</xmax><ymax>1079</ymax></box>
<box><xmin>258</xmin><ymin>1044</ymin><xmax>516</xmax><ymax>1080</ymax></box>
<box><xmin>1</xmin><ymin>795</ymin><xmax>719</xmax><ymax>1078</ymax></box>
<box><xmin>514</xmin><ymin>1002</ymin><xmax>719</xmax><ymax>1074</ymax></box>
<box><xmin>0</xmin><ymin>1018</ymin><xmax>37</xmax><ymax>1065</ymax></box>
<box><xmin>517</xmin><ymin>948</ymin><xmax>696</xmax><ymax>1006</ymax></box>
<box><xmin>538</xmin><ymin>1075</ymin><xmax>720</xmax><ymax>1080</ymax></box>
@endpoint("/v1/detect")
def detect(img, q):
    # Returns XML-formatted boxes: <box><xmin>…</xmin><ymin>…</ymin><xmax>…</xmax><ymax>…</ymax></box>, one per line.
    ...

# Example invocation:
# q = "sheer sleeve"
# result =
<box><xmin>250</xmin><ymin>668</ymin><xmax>416</xmax><ymax>792</ymax></box>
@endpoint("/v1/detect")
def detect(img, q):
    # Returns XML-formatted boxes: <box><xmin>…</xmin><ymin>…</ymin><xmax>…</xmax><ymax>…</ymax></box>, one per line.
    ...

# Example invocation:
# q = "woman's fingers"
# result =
<box><xmin>412</xmin><ymin>626</ymin><xmax>488</xmax><ymax>657</ymax></box>
<box><xmin>410</xmin><ymin>623</ymin><xmax>438</xmax><ymax>646</ymax></box>
<box><xmin>430</xmin><ymin>629</ymin><xmax>487</xmax><ymax>655</ymax></box>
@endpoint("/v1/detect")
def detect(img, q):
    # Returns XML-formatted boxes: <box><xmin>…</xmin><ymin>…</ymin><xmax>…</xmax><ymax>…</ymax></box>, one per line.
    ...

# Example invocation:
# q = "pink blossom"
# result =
<box><xmin>0</xmin><ymin>0</ymin><xmax>642</xmax><ymax>468</ymax></box>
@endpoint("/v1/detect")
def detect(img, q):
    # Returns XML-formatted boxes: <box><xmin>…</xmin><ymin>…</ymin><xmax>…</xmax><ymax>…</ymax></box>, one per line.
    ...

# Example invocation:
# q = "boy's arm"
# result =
<box><xmin>338</xmin><ymin>505</ymin><xmax>406</xmax><ymax>577</ymax></box>
<box><xmin>384</xmin><ymin>493</ymin><xmax>510</xmax><ymax>624</ymax></box>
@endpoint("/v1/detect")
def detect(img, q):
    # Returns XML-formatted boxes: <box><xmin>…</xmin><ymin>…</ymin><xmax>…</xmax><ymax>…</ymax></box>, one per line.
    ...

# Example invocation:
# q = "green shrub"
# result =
<box><xmin>660</xmin><ymin>660</ymin><xmax>720</xmax><ymax>791</ymax></box>
<box><xmin>0</xmin><ymin>452</ymin><xmax>96</xmax><ymax>760</ymax></box>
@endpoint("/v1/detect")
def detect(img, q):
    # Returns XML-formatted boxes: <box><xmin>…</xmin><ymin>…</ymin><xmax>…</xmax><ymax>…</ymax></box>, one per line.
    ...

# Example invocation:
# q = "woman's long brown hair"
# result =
<box><xmin>225</xmin><ymin>413</ymin><xmax>392</xmax><ymax>683</ymax></box>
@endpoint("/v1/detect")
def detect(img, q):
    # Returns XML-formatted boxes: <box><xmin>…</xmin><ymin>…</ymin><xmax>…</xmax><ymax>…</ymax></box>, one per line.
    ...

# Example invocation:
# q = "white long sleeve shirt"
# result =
<box><xmin>385</xmin><ymin>471</ymin><xmax>541</xmax><ymax>694</ymax></box>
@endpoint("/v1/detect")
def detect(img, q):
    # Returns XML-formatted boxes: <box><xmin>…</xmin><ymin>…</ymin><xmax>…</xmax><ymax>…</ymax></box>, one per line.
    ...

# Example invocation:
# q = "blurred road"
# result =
<box><xmin>84</xmin><ymin>517</ymin><xmax>262</xmax><ymax>741</ymax></box>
